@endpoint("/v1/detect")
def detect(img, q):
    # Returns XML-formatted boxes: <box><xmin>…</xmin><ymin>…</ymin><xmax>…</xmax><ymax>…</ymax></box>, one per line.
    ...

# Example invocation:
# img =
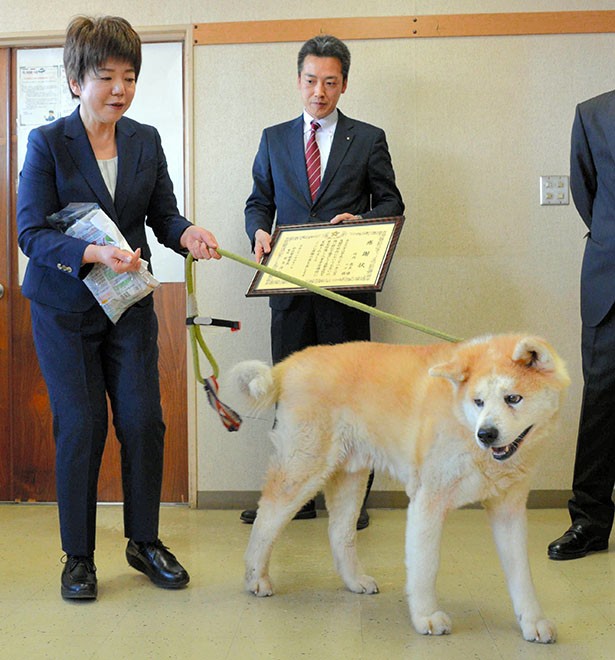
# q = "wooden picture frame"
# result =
<box><xmin>246</xmin><ymin>216</ymin><xmax>405</xmax><ymax>297</ymax></box>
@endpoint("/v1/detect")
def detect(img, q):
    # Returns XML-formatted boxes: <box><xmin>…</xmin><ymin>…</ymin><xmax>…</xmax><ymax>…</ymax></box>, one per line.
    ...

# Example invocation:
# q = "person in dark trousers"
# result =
<box><xmin>241</xmin><ymin>34</ymin><xmax>404</xmax><ymax>530</ymax></box>
<box><xmin>548</xmin><ymin>91</ymin><xmax>615</xmax><ymax>560</ymax></box>
<box><xmin>17</xmin><ymin>15</ymin><xmax>220</xmax><ymax>600</ymax></box>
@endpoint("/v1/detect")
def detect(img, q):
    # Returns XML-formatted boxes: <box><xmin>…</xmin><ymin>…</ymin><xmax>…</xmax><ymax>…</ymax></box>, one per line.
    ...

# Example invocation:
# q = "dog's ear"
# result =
<box><xmin>429</xmin><ymin>359</ymin><xmax>468</xmax><ymax>384</ymax></box>
<box><xmin>511</xmin><ymin>337</ymin><xmax>557</xmax><ymax>373</ymax></box>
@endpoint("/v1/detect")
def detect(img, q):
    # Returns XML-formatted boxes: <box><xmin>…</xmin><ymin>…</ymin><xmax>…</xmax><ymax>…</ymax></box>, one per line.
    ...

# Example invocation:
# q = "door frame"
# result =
<box><xmin>1</xmin><ymin>25</ymin><xmax>199</xmax><ymax>506</ymax></box>
<box><xmin>0</xmin><ymin>49</ymin><xmax>11</xmax><ymax>501</ymax></box>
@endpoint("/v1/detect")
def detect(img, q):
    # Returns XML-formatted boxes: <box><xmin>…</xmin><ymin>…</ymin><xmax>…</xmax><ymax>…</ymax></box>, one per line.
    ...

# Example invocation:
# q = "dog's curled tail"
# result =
<box><xmin>227</xmin><ymin>360</ymin><xmax>278</xmax><ymax>412</ymax></box>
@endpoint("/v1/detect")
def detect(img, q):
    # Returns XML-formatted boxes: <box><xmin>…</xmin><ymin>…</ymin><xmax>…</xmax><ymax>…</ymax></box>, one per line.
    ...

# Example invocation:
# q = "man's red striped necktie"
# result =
<box><xmin>305</xmin><ymin>120</ymin><xmax>321</xmax><ymax>201</ymax></box>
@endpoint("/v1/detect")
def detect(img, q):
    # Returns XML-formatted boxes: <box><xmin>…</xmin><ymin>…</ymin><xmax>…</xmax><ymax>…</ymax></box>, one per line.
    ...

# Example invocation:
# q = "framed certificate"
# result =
<box><xmin>246</xmin><ymin>216</ymin><xmax>404</xmax><ymax>297</ymax></box>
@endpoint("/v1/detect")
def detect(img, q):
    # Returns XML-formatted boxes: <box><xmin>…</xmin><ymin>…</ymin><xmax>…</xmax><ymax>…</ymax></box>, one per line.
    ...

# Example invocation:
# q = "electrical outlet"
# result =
<box><xmin>540</xmin><ymin>175</ymin><xmax>569</xmax><ymax>205</ymax></box>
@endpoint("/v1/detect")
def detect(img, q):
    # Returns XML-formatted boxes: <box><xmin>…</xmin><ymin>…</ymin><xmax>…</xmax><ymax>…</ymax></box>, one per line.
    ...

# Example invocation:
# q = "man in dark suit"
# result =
<box><xmin>548</xmin><ymin>92</ymin><xmax>615</xmax><ymax>560</ymax></box>
<box><xmin>241</xmin><ymin>34</ymin><xmax>404</xmax><ymax>528</ymax></box>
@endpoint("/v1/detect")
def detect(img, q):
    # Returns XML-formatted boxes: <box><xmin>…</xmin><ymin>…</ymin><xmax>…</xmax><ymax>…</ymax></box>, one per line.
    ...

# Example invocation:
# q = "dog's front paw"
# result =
<box><xmin>412</xmin><ymin>611</ymin><xmax>452</xmax><ymax>636</ymax></box>
<box><xmin>245</xmin><ymin>574</ymin><xmax>274</xmax><ymax>597</ymax></box>
<box><xmin>346</xmin><ymin>574</ymin><xmax>379</xmax><ymax>595</ymax></box>
<box><xmin>520</xmin><ymin>618</ymin><xmax>557</xmax><ymax>644</ymax></box>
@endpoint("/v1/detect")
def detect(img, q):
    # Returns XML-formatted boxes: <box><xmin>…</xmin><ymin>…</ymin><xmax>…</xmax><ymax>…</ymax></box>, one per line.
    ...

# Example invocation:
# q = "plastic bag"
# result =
<box><xmin>47</xmin><ymin>203</ymin><xmax>160</xmax><ymax>323</ymax></box>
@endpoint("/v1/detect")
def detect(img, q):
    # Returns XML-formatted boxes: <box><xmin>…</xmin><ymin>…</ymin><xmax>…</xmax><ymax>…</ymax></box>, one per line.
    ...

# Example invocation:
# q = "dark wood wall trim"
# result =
<box><xmin>193</xmin><ymin>11</ymin><xmax>615</xmax><ymax>45</ymax></box>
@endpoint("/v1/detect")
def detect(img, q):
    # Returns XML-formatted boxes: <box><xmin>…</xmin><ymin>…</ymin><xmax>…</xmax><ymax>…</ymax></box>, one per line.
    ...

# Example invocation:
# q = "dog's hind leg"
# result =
<box><xmin>405</xmin><ymin>491</ymin><xmax>452</xmax><ymax>636</ymax></box>
<box><xmin>324</xmin><ymin>468</ymin><xmax>379</xmax><ymax>595</ymax></box>
<box><xmin>485</xmin><ymin>498</ymin><xmax>557</xmax><ymax>643</ymax></box>
<box><xmin>244</xmin><ymin>457</ymin><xmax>328</xmax><ymax>597</ymax></box>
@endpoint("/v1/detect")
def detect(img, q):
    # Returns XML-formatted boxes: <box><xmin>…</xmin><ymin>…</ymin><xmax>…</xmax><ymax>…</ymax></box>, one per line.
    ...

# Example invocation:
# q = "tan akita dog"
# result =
<box><xmin>229</xmin><ymin>334</ymin><xmax>570</xmax><ymax>643</ymax></box>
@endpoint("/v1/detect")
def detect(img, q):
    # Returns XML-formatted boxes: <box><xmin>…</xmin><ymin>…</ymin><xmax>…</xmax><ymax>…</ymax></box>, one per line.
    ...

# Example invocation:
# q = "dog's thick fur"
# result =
<box><xmin>229</xmin><ymin>334</ymin><xmax>570</xmax><ymax>643</ymax></box>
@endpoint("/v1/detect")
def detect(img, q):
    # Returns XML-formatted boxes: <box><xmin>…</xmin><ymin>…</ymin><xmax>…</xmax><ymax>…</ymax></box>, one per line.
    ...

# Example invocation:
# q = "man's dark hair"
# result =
<box><xmin>297</xmin><ymin>35</ymin><xmax>351</xmax><ymax>81</ymax></box>
<box><xmin>64</xmin><ymin>15</ymin><xmax>142</xmax><ymax>98</ymax></box>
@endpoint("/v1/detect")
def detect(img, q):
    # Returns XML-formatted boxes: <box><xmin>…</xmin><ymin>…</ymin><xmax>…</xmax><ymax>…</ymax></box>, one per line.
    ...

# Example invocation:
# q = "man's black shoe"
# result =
<box><xmin>240</xmin><ymin>499</ymin><xmax>317</xmax><ymax>524</ymax></box>
<box><xmin>126</xmin><ymin>539</ymin><xmax>190</xmax><ymax>588</ymax></box>
<box><xmin>548</xmin><ymin>524</ymin><xmax>608</xmax><ymax>560</ymax></box>
<box><xmin>240</xmin><ymin>500</ymin><xmax>370</xmax><ymax>529</ymax></box>
<box><xmin>239</xmin><ymin>508</ymin><xmax>258</xmax><ymax>524</ymax></box>
<box><xmin>61</xmin><ymin>554</ymin><xmax>97</xmax><ymax>600</ymax></box>
<box><xmin>357</xmin><ymin>470</ymin><xmax>373</xmax><ymax>530</ymax></box>
<box><xmin>356</xmin><ymin>506</ymin><xmax>370</xmax><ymax>530</ymax></box>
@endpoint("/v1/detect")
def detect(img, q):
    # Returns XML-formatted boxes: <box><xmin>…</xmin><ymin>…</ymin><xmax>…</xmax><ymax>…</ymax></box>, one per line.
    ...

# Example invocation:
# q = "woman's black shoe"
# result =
<box><xmin>126</xmin><ymin>539</ymin><xmax>190</xmax><ymax>588</ymax></box>
<box><xmin>61</xmin><ymin>554</ymin><xmax>97</xmax><ymax>600</ymax></box>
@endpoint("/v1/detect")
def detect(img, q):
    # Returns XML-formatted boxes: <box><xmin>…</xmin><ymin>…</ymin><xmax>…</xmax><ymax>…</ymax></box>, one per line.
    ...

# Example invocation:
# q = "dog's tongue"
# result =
<box><xmin>492</xmin><ymin>444</ymin><xmax>512</xmax><ymax>459</ymax></box>
<box><xmin>491</xmin><ymin>439</ymin><xmax>521</xmax><ymax>461</ymax></box>
<box><xmin>491</xmin><ymin>426</ymin><xmax>533</xmax><ymax>461</ymax></box>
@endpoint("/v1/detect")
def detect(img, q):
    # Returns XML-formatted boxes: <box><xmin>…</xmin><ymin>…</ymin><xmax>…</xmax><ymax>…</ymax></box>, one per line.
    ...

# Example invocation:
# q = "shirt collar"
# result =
<box><xmin>303</xmin><ymin>108</ymin><xmax>338</xmax><ymax>132</ymax></box>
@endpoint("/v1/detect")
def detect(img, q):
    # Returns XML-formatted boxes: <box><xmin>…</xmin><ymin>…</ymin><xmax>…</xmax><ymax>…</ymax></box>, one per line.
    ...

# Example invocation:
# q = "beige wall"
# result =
<box><xmin>5</xmin><ymin>0</ymin><xmax>615</xmax><ymax>502</ymax></box>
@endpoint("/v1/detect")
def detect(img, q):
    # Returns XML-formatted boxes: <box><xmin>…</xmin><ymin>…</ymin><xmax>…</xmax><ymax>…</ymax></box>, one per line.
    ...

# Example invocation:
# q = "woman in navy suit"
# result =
<box><xmin>17</xmin><ymin>15</ymin><xmax>220</xmax><ymax>600</ymax></box>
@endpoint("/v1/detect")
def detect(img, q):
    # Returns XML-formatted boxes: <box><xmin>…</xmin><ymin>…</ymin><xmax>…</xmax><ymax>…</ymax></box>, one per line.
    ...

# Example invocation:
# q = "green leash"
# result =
<box><xmin>185</xmin><ymin>255</ymin><xmax>242</xmax><ymax>431</ymax></box>
<box><xmin>186</xmin><ymin>253</ymin><xmax>220</xmax><ymax>381</ymax></box>
<box><xmin>214</xmin><ymin>248</ymin><xmax>462</xmax><ymax>343</ymax></box>
<box><xmin>185</xmin><ymin>250</ymin><xmax>461</xmax><ymax>431</ymax></box>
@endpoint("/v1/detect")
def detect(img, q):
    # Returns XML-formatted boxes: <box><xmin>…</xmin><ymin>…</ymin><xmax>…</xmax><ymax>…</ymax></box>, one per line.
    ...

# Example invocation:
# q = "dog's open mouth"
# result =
<box><xmin>491</xmin><ymin>426</ymin><xmax>533</xmax><ymax>461</ymax></box>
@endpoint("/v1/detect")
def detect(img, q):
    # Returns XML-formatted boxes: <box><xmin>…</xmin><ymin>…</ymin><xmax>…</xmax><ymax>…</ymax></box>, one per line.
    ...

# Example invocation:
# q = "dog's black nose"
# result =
<box><xmin>477</xmin><ymin>426</ymin><xmax>499</xmax><ymax>444</ymax></box>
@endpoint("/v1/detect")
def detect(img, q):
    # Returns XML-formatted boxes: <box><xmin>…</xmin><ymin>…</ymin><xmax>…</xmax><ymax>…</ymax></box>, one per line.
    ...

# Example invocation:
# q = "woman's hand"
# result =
<box><xmin>180</xmin><ymin>226</ymin><xmax>221</xmax><ymax>260</ymax></box>
<box><xmin>83</xmin><ymin>244</ymin><xmax>142</xmax><ymax>273</ymax></box>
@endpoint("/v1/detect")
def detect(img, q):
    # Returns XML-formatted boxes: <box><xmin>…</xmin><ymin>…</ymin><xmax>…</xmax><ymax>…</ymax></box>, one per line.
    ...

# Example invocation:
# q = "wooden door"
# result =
<box><xmin>1</xmin><ymin>46</ymin><xmax>189</xmax><ymax>503</ymax></box>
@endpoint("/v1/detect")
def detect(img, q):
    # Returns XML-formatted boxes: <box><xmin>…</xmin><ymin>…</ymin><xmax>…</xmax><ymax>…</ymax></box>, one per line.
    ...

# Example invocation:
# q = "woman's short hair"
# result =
<box><xmin>64</xmin><ymin>15</ymin><xmax>142</xmax><ymax>98</ymax></box>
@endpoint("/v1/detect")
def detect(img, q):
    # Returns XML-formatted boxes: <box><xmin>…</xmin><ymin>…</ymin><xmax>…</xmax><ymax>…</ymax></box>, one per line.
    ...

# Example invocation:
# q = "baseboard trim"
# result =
<box><xmin>196</xmin><ymin>489</ymin><xmax>573</xmax><ymax>510</ymax></box>
<box><xmin>526</xmin><ymin>489</ymin><xmax>572</xmax><ymax>509</ymax></box>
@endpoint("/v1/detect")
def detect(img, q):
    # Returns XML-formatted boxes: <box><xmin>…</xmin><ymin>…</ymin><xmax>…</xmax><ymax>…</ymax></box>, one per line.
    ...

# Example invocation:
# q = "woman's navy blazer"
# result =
<box><xmin>17</xmin><ymin>106</ymin><xmax>191</xmax><ymax>312</ymax></box>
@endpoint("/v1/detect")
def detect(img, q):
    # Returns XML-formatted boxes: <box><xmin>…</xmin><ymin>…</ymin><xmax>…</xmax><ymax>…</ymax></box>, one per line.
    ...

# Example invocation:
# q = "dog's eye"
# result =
<box><xmin>505</xmin><ymin>394</ymin><xmax>523</xmax><ymax>405</ymax></box>
<box><xmin>473</xmin><ymin>398</ymin><xmax>484</xmax><ymax>408</ymax></box>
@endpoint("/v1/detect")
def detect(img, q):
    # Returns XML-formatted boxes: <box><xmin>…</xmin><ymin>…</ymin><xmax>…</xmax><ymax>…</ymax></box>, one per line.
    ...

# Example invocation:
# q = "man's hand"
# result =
<box><xmin>330</xmin><ymin>213</ymin><xmax>362</xmax><ymax>225</ymax></box>
<box><xmin>254</xmin><ymin>229</ymin><xmax>272</xmax><ymax>262</ymax></box>
<box><xmin>180</xmin><ymin>226</ymin><xmax>221</xmax><ymax>260</ymax></box>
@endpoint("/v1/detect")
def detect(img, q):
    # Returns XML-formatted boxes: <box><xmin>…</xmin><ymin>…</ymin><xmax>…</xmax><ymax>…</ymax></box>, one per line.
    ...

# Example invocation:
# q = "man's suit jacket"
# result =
<box><xmin>17</xmin><ymin>106</ymin><xmax>191</xmax><ymax>312</ymax></box>
<box><xmin>244</xmin><ymin>110</ymin><xmax>404</xmax><ymax>310</ymax></box>
<box><xmin>571</xmin><ymin>91</ymin><xmax>615</xmax><ymax>327</ymax></box>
